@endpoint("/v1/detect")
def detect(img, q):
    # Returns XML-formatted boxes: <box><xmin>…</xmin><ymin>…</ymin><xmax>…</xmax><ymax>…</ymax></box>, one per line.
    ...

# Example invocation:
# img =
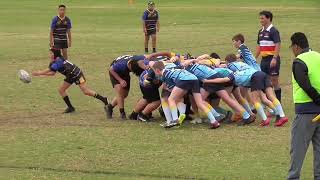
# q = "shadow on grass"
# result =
<box><xmin>0</xmin><ymin>165</ymin><xmax>205</xmax><ymax>180</ymax></box>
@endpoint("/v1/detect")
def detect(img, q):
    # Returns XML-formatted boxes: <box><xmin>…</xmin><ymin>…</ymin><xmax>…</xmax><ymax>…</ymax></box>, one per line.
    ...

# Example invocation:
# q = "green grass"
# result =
<box><xmin>0</xmin><ymin>0</ymin><xmax>319</xmax><ymax>179</ymax></box>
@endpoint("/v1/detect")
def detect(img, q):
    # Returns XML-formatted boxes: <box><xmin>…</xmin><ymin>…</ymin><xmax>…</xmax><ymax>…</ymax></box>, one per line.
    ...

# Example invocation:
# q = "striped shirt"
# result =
<box><xmin>257</xmin><ymin>24</ymin><xmax>280</xmax><ymax>57</ymax></box>
<box><xmin>142</xmin><ymin>9</ymin><xmax>159</xmax><ymax>31</ymax></box>
<box><xmin>238</xmin><ymin>44</ymin><xmax>261</xmax><ymax>71</ymax></box>
<box><xmin>51</xmin><ymin>16</ymin><xmax>72</xmax><ymax>41</ymax></box>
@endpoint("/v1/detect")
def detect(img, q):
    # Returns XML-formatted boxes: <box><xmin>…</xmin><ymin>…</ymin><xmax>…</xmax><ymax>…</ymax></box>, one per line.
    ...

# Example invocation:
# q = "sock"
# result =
<box><xmin>108</xmin><ymin>104</ymin><xmax>114</xmax><ymax>109</ymax></box>
<box><xmin>273</xmin><ymin>99</ymin><xmax>285</xmax><ymax>118</ymax></box>
<box><xmin>170</xmin><ymin>105</ymin><xmax>179</xmax><ymax>121</ymax></box>
<box><xmin>120</xmin><ymin>108</ymin><xmax>125</xmax><ymax>114</ymax></box>
<box><xmin>145</xmin><ymin>48</ymin><xmax>148</xmax><ymax>53</ymax></box>
<box><xmin>240</xmin><ymin>110</ymin><xmax>250</xmax><ymax>119</ymax></box>
<box><xmin>153</xmin><ymin>48</ymin><xmax>156</xmax><ymax>53</ymax></box>
<box><xmin>250</xmin><ymin>104</ymin><xmax>255</xmax><ymax>111</ymax></box>
<box><xmin>205</xmin><ymin>102</ymin><xmax>220</xmax><ymax>117</ymax></box>
<box><xmin>162</xmin><ymin>102</ymin><xmax>173</xmax><ymax>123</ymax></box>
<box><xmin>94</xmin><ymin>93</ymin><xmax>108</xmax><ymax>105</ymax></box>
<box><xmin>240</xmin><ymin>98</ymin><xmax>252</xmax><ymax>114</ymax></box>
<box><xmin>254</xmin><ymin>103</ymin><xmax>267</xmax><ymax>121</ymax></box>
<box><xmin>63</xmin><ymin>96</ymin><xmax>73</xmax><ymax>108</ymax></box>
<box><xmin>275</xmin><ymin>88</ymin><xmax>282</xmax><ymax>102</ymax></box>
<box><xmin>204</xmin><ymin>107</ymin><xmax>217</xmax><ymax>124</ymax></box>
<box><xmin>177</xmin><ymin>102</ymin><xmax>186</xmax><ymax>115</ymax></box>
<box><xmin>215</xmin><ymin>106</ymin><xmax>228</xmax><ymax>116</ymax></box>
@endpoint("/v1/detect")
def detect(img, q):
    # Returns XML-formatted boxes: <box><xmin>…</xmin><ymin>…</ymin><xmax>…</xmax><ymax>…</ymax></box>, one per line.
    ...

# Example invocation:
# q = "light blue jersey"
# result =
<box><xmin>185</xmin><ymin>64</ymin><xmax>218</xmax><ymax>80</ymax></box>
<box><xmin>238</xmin><ymin>44</ymin><xmax>261</xmax><ymax>71</ymax></box>
<box><xmin>162</xmin><ymin>69</ymin><xmax>198</xmax><ymax>89</ymax></box>
<box><xmin>228</xmin><ymin>62</ymin><xmax>258</xmax><ymax>87</ymax></box>
<box><xmin>214</xmin><ymin>68</ymin><xmax>233</xmax><ymax>78</ymax></box>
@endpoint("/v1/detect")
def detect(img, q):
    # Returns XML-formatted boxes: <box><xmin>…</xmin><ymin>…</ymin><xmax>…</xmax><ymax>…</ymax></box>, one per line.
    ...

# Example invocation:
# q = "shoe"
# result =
<box><xmin>138</xmin><ymin>113</ymin><xmax>149</xmax><ymax>122</ymax></box>
<box><xmin>231</xmin><ymin>113</ymin><xmax>242</xmax><ymax>122</ymax></box>
<box><xmin>190</xmin><ymin>118</ymin><xmax>202</xmax><ymax>124</ymax></box>
<box><xmin>266</xmin><ymin>111</ymin><xmax>275</xmax><ymax>118</ymax></box>
<box><xmin>158</xmin><ymin>107</ymin><xmax>165</xmax><ymax>118</ymax></box>
<box><xmin>210</xmin><ymin>121</ymin><xmax>220</xmax><ymax>129</ymax></box>
<box><xmin>120</xmin><ymin>112</ymin><xmax>126</xmax><ymax>120</ymax></box>
<box><xmin>224</xmin><ymin>111</ymin><xmax>233</xmax><ymax>124</ymax></box>
<box><xmin>260</xmin><ymin>116</ymin><xmax>272</xmax><ymax>127</ymax></box>
<box><xmin>274</xmin><ymin>116</ymin><xmax>289</xmax><ymax>127</ymax></box>
<box><xmin>147</xmin><ymin>113</ymin><xmax>154</xmax><ymax>120</ymax></box>
<box><xmin>216</xmin><ymin>114</ymin><xmax>226</xmax><ymax>123</ymax></box>
<box><xmin>178</xmin><ymin>114</ymin><xmax>186</xmax><ymax>125</ymax></box>
<box><xmin>238</xmin><ymin>114</ymin><xmax>256</xmax><ymax>126</ymax></box>
<box><xmin>64</xmin><ymin>107</ymin><xmax>75</xmax><ymax>113</ymax></box>
<box><xmin>106</xmin><ymin>105</ymin><xmax>113</xmax><ymax>119</ymax></box>
<box><xmin>129</xmin><ymin>112</ymin><xmax>138</xmax><ymax>120</ymax></box>
<box><xmin>251</xmin><ymin>108</ymin><xmax>257</xmax><ymax>114</ymax></box>
<box><xmin>161</xmin><ymin>120</ymin><xmax>179</xmax><ymax>128</ymax></box>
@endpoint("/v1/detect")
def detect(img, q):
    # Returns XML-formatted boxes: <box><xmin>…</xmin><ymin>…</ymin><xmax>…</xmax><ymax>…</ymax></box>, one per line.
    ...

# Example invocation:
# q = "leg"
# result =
<box><xmin>144</xmin><ymin>34</ymin><xmax>150</xmax><ymax>53</ymax></box>
<box><xmin>270</xmin><ymin>75</ymin><xmax>281</xmax><ymax>102</ymax></box>
<box><xmin>312</xmin><ymin>124</ymin><xmax>320</xmax><ymax>179</ymax></box>
<box><xmin>265</xmin><ymin>87</ymin><xmax>288</xmax><ymax>127</ymax></box>
<box><xmin>288</xmin><ymin>114</ymin><xmax>316</xmax><ymax>180</ymax></box>
<box><xmin>168</xmin><ymin>87</ymin><xmax>187</xmax><ymax>121</ymax></box>
<box><xmin>251</xmin><ymin>90</ymin><xmax>268</xmax><ymax>122</ymax></box>
<box><xmin>193</xmin><ymin>92</ymin><xmax>219</xmax><ymax>128</ymax></box>
<box><xmin>61</xmin><ymin>48</ymin><xmax>68</xmax><ymax>60</ymax></box>
<box><xmin>216</xmin><ymin>90</ymin><xmax>250</xmax><ymax>120</ymax></box>
<box><xmin>233</xmin><ymin>87</ymin><xmax>252</xmax><ymax>114</ymax></box>
<box><xmin>58</xmin><ymin>81</ymin><xmax>74</xmax><ymax>113</ymax></box>
<box><xmin>151</xmin><ymin>34</ymin><xmax>157</xmax><ymax>52</ymax></box>
<box><xmin>142</xmin><ymin>100</ymin><xmax>161</xmax><ymax>115</ymax></box>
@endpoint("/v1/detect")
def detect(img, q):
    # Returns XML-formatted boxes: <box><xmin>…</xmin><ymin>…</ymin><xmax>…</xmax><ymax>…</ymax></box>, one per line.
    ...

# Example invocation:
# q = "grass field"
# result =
<box><xmin>1</xmin><ymin>0</ymin><xmax>320</xmax><ymax>179</ymax></box>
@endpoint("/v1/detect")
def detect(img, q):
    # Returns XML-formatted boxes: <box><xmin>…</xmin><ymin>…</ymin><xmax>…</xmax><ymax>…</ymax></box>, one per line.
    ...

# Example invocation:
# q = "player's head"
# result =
<box><xmin>148</xmin><ymin>1</ymin><xmax>155</xmax><ymax>11</ymax></box>
<box><xmin>210</xmin><ymin>52</ymin><xmax>220</xmax><ymax>59</ymax></box>
<box><xmin>151</xmin><ymin>61</ymin><xmax>165</xmax><ymax>75</ymax></box>
<box><xmin>259</xmin><ymin>10</ymin><xmax>273</xmax><ymax>26</ymax></box>
<box><xmin>49</xmin><ymin>48</ymin><xmax>63</xmax><ymax>61</ymax></box>
<box><xmin>128</xmin><ymin>60</ymin><xmax>144</xmax><ymax>76</ymax></box>
<box><xmin>232</xmin><ymin>34</ymin><xmax>245</xmax><ymax>48</ymax></box>
<box><xmin>225</xmin><ymin>54</ymin><xmax>237</xmax><ymax>63</ymax></box>
<box><xmin>290</xmin><ymin>32</ymin><xmax>309</xmax><ymax>57</ymax></box>
<box><xmin>58</xmin><ymin>4</ymin><xmax>66</xmax><ymax>17</ymax></box>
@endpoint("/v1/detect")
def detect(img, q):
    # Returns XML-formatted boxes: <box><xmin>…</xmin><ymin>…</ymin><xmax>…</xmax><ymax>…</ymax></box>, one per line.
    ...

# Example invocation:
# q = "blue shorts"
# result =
<box><xmin>176</xmin><ymin>80</ymin><xmax>200</xmax><ymax>93</ymax></box>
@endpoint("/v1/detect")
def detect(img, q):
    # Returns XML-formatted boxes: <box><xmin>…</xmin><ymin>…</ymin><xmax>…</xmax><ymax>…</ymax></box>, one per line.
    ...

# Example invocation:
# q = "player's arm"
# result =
<box><xmin>203</xmin><ymin>77</ymin><xmax>230</xmax><ymax>84</ymax></box>
<box><xmin>67</xmin><ymin>18</ymin><xmax>72</xmax><ymax>47</ymax></box>
<box><xmin>156</xmin><ymin>20</ymin><xmax>160</xmax><ymax>32</ymax></box>
<box><xmin>49</xmin><ymin>18</ymin><xmax>56</xmax><ymax>47</ymax></box>
<box><xmin>196</xmin><ymin>54</ymin><xmax>210</xmax><ymax>61</ymax></box>
<box><xmin>32</xmin><ymin>68</ymin><xmax>56</xmax><ymax>77</ymax></box>
<box><xmin>255</xmin><ymin>45</ymin><xmax>260</xmax><ymax>59</ymax></box>
<box><xmin>109</xmin><ymin>67</ymin><xmax>124</xmax><ymax>82</ymax></box>
<box><xmin>145</xmin><ymin>52</ymin><xmax>172</xmax><ymax>60</ymax></box>
<box><xmin>181</xmin><ymin>59</ymin><xmax>196</xmax><ymax>67</ymax></box>
<box><xmin>142</xmin><ymin>11</ymin><xmax>147</xmax><ymax>34</ymax></box>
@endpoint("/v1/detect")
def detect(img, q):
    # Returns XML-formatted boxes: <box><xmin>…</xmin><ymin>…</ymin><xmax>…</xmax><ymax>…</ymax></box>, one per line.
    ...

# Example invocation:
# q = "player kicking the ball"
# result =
<box><xmin>32</xmin><ymin>48</ymin><xmax>109</xmax><ymax>113</ymax></box>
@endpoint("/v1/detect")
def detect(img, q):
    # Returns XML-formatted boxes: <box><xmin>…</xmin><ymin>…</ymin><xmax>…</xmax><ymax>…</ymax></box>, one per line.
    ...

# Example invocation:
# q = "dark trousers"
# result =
<box><xmin>288</xmin><ymin>114</ymin><xmax>320</xmax><ymax>180</ymax></box>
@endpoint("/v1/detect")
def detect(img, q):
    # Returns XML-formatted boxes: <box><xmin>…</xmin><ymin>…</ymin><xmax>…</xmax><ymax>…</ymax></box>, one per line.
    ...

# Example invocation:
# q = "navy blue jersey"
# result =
<box><xmin>50</xmin><ymin>16</ymin><xmax>72</xmax><ymax>41</ymax></box>
<box><xmin>110</xmin><ymin>55</ymin><xmax>146</xmax><ymax>76</ymax></box>
<box><xmin>142</xmin><ymin>9</ymin><xmax>159</xmax><ymax>31</ymax></box>
<box><xmin>257</xmin><ymin>24</ymin><xmax>281</xmax><ymax>57</ymax></box>
<box><xmin>49</xmin><ymin>58</ymin><xmax>81</xmax><ymax>79</ymax></box>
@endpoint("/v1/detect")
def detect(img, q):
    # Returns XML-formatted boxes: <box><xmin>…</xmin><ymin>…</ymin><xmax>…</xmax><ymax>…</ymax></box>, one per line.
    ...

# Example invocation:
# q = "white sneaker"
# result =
<box><xmin>190</xmin><ymin>118</ymin><xmax>202</xmax><ymax>124</ymax></box>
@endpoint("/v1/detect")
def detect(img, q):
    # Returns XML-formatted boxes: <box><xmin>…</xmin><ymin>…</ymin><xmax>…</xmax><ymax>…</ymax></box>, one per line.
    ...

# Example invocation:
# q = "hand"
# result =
<box><xmin>50</xmin><ymin>41</ymin><xmax>54</xmax><ymax>47</ymax></box>
<box><xmin>270</xmin><ymin>57</ymin><xmax>277</xmax><ymax>68</ymax></box>
<box><xmin>119</xmin><ymin>80</ymin><xmax>127</xmax><ymax>88</ymax></box>
<box><xmin>157</xmin><ymin>28</ymin><xmax>159</xmax><ymax>32</ymax></box>
<box><xmin>143</xmin><ymin>28</ymin><xmax>147</xmax><ymax>34</ymax></box>
<box><xmin>202</xmin><ymin>79</ymin><xmax>208</xmax><ymax>83</ymax></box>
<box><xmin>68</xmin><ymin>41</ymin><xmax>72</xmax><ymax>48</ymax></box>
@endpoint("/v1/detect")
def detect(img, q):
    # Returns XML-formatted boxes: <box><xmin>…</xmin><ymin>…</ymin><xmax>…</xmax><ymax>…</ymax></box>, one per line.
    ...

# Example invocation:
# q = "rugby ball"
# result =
<box><xmin>18</xmin><ymin>69</ymin><xmax>31</xmax><ymax>83</ymax></box>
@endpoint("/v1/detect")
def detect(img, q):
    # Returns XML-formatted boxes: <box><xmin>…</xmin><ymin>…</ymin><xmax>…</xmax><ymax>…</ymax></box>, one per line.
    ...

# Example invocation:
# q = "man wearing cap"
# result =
<box><xmin>288</xmin><ymin>32</ymin><xmax>320</xmax><ymax>180</ymax></box>
<box><xmin>142</xmin><ymin>1</ymin><xmax>160</xmax><ymax>53</ymax></box>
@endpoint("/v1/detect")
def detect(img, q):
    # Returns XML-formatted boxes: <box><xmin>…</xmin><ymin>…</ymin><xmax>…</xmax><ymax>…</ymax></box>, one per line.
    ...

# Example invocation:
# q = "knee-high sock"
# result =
<box><xmin>177</xmin><ymin>102</ymin><xmax>186</xmax><ymax>115</ymax></box>
<box><xmin>240</xmin><ymin>109</ymin><xmax>250</xmax><ymax>119</ymax></box>
<box><xmin>162</xmin><ymin>102</ymin><xmax>173</xmax><ymax>123</ymax></box>
<box><xmin>205</xmin><ymin>102</ymin><xmax>220</xmax><ymax>117</ymax></box>
<box><xmin>240</xmin><ymin>98</ymin><xmax>252</xmax><ymax>114</ymax></box>
<box><xmin>169</xmin><ymin>104</ymin><xmax>179</xmax><ymax>121</ymax></box>
<box><xmin>203</xmin><ymin>107</ymin><xmax>217</xmax><ymax>124</ymax></box>
<box><xmin>273</xmin><ymin>99</ymin><xmax>285</xmax><ymax>118</ymax></box>
<box><xmin>255</xmin><ymin>102</ymin><xmax>267</xmax><ymax>121</ymax></box>
<box><xmin>274</xmin><ymin>88</ymin><xmax>281</xmax><ymax>102</ymax></box>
